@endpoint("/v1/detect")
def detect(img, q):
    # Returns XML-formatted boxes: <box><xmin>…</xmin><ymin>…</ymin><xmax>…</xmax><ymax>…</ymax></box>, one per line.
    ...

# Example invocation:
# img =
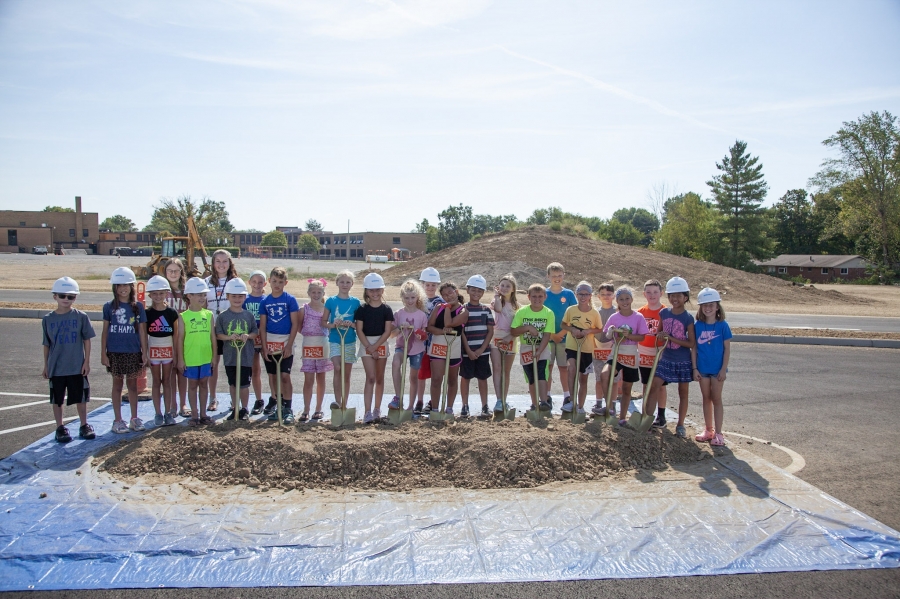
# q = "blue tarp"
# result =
<box><xmin>1</xmin><ymin>396</ymin><xmax>898</xmax><ymax>590</ymax></box>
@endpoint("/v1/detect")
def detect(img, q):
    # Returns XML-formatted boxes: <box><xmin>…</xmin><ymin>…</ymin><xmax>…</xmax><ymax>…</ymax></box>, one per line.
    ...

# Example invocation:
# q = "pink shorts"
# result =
<box><xmin>301</xmin><ymin>358</ymin><xmax>334</xmax><ymax>374</ymax></box>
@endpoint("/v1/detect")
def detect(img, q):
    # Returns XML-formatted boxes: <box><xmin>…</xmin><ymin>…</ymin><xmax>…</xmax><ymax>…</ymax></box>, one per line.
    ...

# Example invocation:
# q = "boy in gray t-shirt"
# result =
<box><xmin>215</xmin><ymin>290</ymin><xmax>258</xmax><ymax>420</ymax></box>
<box><xmin>42</xmin><ymin>277</ymin><xmax>96</xmax><ymax>443</ymax></box>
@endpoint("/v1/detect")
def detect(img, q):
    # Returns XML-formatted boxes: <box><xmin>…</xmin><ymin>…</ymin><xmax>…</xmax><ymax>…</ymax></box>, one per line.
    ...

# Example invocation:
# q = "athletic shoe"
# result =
<box><xmin>164</xmin><ymin>413</ymin><xmax>176</xmax><ymax>426</ymax></box>
<box><xmin>111</xmin><ymin>419</ymin><xmax>129</xmax><ymax>434</ymax></box>
<box><xmin>545</xmin><ymin>396</ymin><xmax>553</xmax><ymax>409</ymax></box>
<box><xmin>577</xmin><ymin>407</ymin><xmax>587</xmax><ymax>415</ymax></box>
<box><xmin>268</xmin><ymin>406</ymin><xmax>281</xmax><ymax>421</ymax></box>
<box><xmin>591</xmin><ymin>402</ymin><xmax>605</xmax><ymax>415</ymax></box>
<box><xmin>263</xmin><ymin>397</ymin><xmax>278</xmax><ymax>415</ymax></box>
<box><xmin>561</xmin><ymin>401</ymin><xmax>573</xmax><ymax>413</ymax></box>
<box><xmin>652</xmin><ymin>417</ymin><xmax>666</xmax><ymax>428</ymax></box>
<box><xmin>494</xmin><ymin>399</ymin><xmax>504</xmax><ymax>412</ymax></box>
<box><xmin>154</xmin><ymin>413</ymin><xmax>165</xmax><ymax>426</ymax></box>
<box><xmin>55</xmin><ymin>425</ymin><xmax>72</xmax><ymax>443</ymax></box>
<box><xmin>695</xmin><ymin>429</ymin><xmax>715</xmax><ymax>442</ymax></box>
<box><xmin>364</xmin><ymin>411</ymin><xmax>374</xmax><ymax>424</ymax></box>
<box><xmin>460</xmin><ymin>405</ymin><xmax>469</xmax><ymax>417</ymax></box>
<box><xmin>481</xmin><ymin>405</ymin><xmax>490</xmax><ymax>416</ymax></box>
<box><xmin>239</xmin><ymin>408</ymin><xmax>249</xmax><ymax>421</ymax></box>
<box><xmin>444</xmin><ymin>406</ymin><xmax>453</xmax><ymax>415</ymax></box>
<box><xmin>251</xmin><ymin>399</ymin><xmax>265</xmax><ymax>415</ymax></box>
<box><xmin>283</xmin><ymin>409</ymin><xmax>295</xmax><ymax>424</ymax></box>
<box><xmin>619</xmin><ymin>419</ymin><xmax>628</xmax><ymax>427</ymax></box>
<box><xmin>373</xmin><ymin>408</ymin><xmax>381</xmax><ymax>420</ymax></box>
<box><xmin>79</xmin><ymin>423</ymin><xmax>96</xmax><ymax>439</ymax></box>
<box><xmin>710</xmin><ymin>433</ymin><xmax>725</xmax><ymax>446</ymax></box>
<box><xmin>414</xmin><ymin>400</ymin><xmax>424</xmax><ymax>415</ymax></box>
<box><xmin>538</xmin><ymin>400</ymin><xmax>551</xmax><ymax>411</ymax></box>
<box><xmin>422</xmin><ymin>403</ymin><xmax>432</xmax><ymax>415</ymax></box>
<box><xmin>388</xmin><ymin>396</ymin><xmax>401</xmax><ymax>410</ymax></box>
<box><xmin>675</xmin><ymin>425</ymin><xmax>686</xmax><ymax>438</ymax></box>
<box><xmin>129</xmin><ymin>417</ymin><xmax>145</xmax><ymax>432</ymax></box>
<box><xmin>330</xmin><ymin>401</ymin><xmax>341</xmax><ymax>410</ymax></box>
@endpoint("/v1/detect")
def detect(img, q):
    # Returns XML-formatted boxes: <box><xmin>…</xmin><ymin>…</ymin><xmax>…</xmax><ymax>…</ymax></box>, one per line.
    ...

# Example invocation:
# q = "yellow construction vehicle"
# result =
<box><xmin>134</xmin><ymin>217</ymin><xmax>211</xmax><ymax>279</ymax></box>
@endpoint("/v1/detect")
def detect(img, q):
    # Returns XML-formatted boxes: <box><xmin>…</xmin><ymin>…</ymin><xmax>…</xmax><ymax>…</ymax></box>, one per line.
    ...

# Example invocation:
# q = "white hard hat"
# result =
<box><xmin>224</xmin><ymin>278</ymin><xmax>248</xmax><ymax>295</ymax></box>
<box><xmin>51</xmin><ymin>276</ymin><xmax>80</xmax><ymax>295</ymax></box>
<box><xmin>665</xmin><ymin>276</ymin><xmax>690</xmax><ymax>294</ymax></box>
<box><xmin>184</xmin><ymin>277</ymin><xmax>209</xmax><ymax>295</ymax></box>
<box><xmin>466</xmin><ymin>274</ymin><xmax>487</xmax><ymax>290</ymax></box>
<box><xmin>363</xmin><ymin>272</ymin><xmax>385</xmax><ymax>289</ymax></box>
<box><xmin>146</xmin><ymin>275</ymin><xmax>171</xmax><ymax>292</ymax></box>
<box><xmin>110</xmin><ymin>267</ymin><xmax>136</xmax><ymax>285</ymax></box>
<box><xmin>419</xmin><ymin>267</ymin><xmax>440</xmax><ymax>284</ymax></box>
<box><xmin>697</xmin><ymin>287</ymin><xmax>722</xmax><ymax>304</ymax></box>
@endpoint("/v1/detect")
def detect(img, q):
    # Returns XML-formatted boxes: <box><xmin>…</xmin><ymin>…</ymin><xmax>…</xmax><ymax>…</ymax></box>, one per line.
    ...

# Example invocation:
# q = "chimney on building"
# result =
<box><xmin>74</xmin><ymin>196</ymin><xmax>84</xmax><ymax>245</ymax></box>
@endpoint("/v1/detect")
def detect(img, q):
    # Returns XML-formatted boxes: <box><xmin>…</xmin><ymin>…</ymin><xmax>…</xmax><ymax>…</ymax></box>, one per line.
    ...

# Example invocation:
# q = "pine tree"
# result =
<box><xmin>707</xmin><ymin>140</ymin><xmax>772</xmax><ymax>268</ymax></box>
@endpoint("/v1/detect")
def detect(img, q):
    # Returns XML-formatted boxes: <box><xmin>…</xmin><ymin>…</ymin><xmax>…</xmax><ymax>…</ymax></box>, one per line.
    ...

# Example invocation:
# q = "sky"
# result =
<box><xmin>1</xmin><ymin>0</ymin><xmax>899</xmax><ymax>234</ymax></box>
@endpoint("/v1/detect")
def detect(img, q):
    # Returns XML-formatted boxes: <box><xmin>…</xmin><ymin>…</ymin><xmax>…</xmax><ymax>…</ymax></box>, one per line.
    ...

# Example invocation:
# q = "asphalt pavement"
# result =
<box><xmin>1</xmin><ymin>317</ymin><xmax>899</xmax><ymax>598</ymax></box>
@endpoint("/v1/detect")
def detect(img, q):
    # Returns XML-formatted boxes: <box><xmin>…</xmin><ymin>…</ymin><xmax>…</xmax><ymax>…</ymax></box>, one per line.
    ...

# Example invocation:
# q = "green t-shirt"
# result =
<box><xmin>510</xmin><ymin>305</ymin><xmax>555</xmax><ymax>358</ymax></box>
<box><xmin>182</xmin><ymin>308</ymin><xmax>213</xmax><ymax>367</ymax></box>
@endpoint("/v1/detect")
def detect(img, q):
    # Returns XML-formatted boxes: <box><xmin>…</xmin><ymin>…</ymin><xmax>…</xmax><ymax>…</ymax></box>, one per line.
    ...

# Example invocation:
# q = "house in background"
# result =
<box><xmin>0</xmin><ymin>196</ymin><xmax>99</xmax><ymax>253</ymax></box>
<box><xmin>757</xmin><ymin>255</ymin><xmax>869</xmax><ymax>283</ymax></box>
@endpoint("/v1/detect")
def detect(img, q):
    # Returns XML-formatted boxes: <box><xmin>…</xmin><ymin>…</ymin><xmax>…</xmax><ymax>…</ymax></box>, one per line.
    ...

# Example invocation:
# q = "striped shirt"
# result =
<box><xmin>463</xmin><ymin>303</ymin><xmax>495</xmax><ymax>350</ymax></box>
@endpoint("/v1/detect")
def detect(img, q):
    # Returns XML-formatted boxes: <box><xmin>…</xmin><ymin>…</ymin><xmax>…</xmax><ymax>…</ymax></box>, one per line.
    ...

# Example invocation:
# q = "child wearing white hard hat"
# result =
<box><xmin>355</xmin><ymin>272</ymin><xmax>394</xmax><ymax>423</ymax></box>
<box><xmin>692</xmin><ymin>288</ymin><xmax>731</xmax><ymax>447</ymax></box>
<box><xmin>145</xmin><ymin>275</ymin><xmax>179</xmax><ymax>427</ymax></box>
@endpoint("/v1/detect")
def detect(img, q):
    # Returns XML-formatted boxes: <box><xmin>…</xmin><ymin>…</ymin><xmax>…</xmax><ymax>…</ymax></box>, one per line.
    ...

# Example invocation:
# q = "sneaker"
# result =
<box><xmin>364</xmin><ymin>411</ymin><xmax>374</xmax><ymax>424</ymax></box>
<box><xmin>591</xmin><ymin>402</ymin><xmax>605</xmax><ymax>415</ymax></box>
<box><xmin>154</xmin><ymin>413</ymin><xmax>165</xmax><ymax>426</ymax></box>
<box><xmin>481</xmin><ymin>405</ymin><xmax>489</xmax><ymax>416</ymax></box>
<box><xmin>373</xmin><ymin>408</ymin><xmax>381</xmax><ymax>420</ymax></box>
<box><xmin>55</xmin><ymin>425</ymin><xmax>72</xmax><ymax>443</ymax></box>
<box><xmin>538</xmin><ymin>400</ymin><xmax>551</xmax><ymax>411</ymax></box>
<box><xmin>444</xmin><ymin>406</ymin><xmax>453</xmax><ymax>415</ymax></box>
<box><xmin>207</xmin><ymin>400</ymin><xmax>219</xmax><ymax>412</ymax></box>
<box><xmin>129</xmin><ymin>417</ymin><xmax>145</xmax><ymax>432</ymax></box>
<box><xmin>460</xmin><ymin>405</ymin><xmax>469</xmax><ymax>417</ymax></box>
<box><xmin>283</xmin><ymin>410</ymin><xmax>295</xmax><ymax>424</ymax></box>
<box><xmin>111</xmin><ymin>419</ymin><xmax>129</xmax><ymax>434</ymax></box>
<box><xmin>388</xmin><ymin>396</ymin><xmax>401</xmax><ymax>410</ymax></box>
<box><xmin>675</xmin><ymin>425</ymin><xmax>686</xmax><ymax>438</ymax></box>
<box><xmin>545</xmin><ymin>396</ymin><xmax>553</xmax><ymax>409</ymax></box>
<box><xmin>239</xmin><ymin>408</ymin><xmax>249</xmax><ymax>421</ymax></box>
<box><xmin>263</xmin><ymin>397</ymin><xmax>278</xmax><ymax>415</ymax></box>
<box><xmin>251</xmin><ymin>399</ymin><xmax>265</xmax><ymax>415</ymax></box>
<box><xmin>710</xmin><ymin>433</ymin><xmax>725</xmax><ymax>446</ymax></box>
<box><xmin>79</xmin><ymin>423</ymin><xmax>96</xmax><ymax>439</ymax></box>
<box><xmin>422</xmin><ymin>403</ymin><xmax>432</xmax><ymax>415</ymax></box>
<box><xmin>619</xmin><ymin>419</ymin><xmax>628</xmax><ymax>427</ymax></box>
<box><xmin>268</xmin><ymin>406</ymin><xmax>281</xmax><ymax>421</ymax></box>
<box><xmin>561</xmin><ymin>400</ymin><xmax>573</xmax><ymax>413</ymax></box>
<box><xmin>330</xmin><ymin>400</ymin><xmax>341</xmax><ymax>410</ymax></box>
<box><xmin>493</xmin><ymin>399</ymin><xmax>504</xmax><ymax>412</ymax></box>
<box><xmin>414</xmin><ymin>400</ymin><xmax>424</xmax><ymax>415</ymax></box>
<box><xmin>652</xmin><ymin>417</ymin><xmax>666</xmax><ymax>428</ymax></box>
<box><xmin>164</xmin><ymin>413</ymin><xmax>176</xmax><ymax>426</ymax></box>
<box><xmin>695</xmin><ymin>429</ymin><xmax>716</xmax><ymax>443</ymax></box>
<box><xmin>577</xmin><ymin>407</ymin><xmax>586</xmax><ymax>415</ymax></box>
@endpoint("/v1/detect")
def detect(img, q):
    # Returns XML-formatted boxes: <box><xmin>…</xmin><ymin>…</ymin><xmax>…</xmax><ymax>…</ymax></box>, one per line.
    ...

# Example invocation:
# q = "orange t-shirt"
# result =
<box><xmin>637</xmin><ymin>305</ymin><xmax>663</xmax><ymax>347</ymax></box>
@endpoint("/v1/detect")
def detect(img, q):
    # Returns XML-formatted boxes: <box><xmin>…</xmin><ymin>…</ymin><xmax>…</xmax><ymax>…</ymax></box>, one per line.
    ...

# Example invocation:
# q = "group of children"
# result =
<box><xmin>42</xmin><ymin>254</ymin><xmax>731</xmax><ymax>447</ymax></box>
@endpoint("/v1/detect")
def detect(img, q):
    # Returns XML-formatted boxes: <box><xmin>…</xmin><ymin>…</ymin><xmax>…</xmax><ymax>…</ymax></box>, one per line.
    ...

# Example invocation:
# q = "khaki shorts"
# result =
<box><xmin>547</xmin><ymin>340</ymin><xmax>568</xmax><ymax>367</ymax></box>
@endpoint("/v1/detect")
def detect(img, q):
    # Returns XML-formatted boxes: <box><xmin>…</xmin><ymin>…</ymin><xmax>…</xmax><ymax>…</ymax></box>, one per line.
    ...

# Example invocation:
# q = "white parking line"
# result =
<box><xmin>0</xmin><ymin>400</ymin><xmax>46</xmax><ymax>411</ymax></box>
<box><xmin>0</xmin><ymin>417</ymin><xmax>78</xmax><ymax>436</ymax></box>
<box><xmin>0</xmin><ymin>392</ymin><xmax>47</xmax><ymax>398</ymax></box>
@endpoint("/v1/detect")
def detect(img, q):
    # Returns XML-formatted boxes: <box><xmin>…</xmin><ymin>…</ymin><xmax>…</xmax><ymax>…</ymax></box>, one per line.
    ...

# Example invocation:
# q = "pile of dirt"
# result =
<box><xmin>377</xmin><ymin>226</ymin><xmax>858</xmax><ymax>308</ymax></box>
<box><xmin>97</xmin><ymin>419</ymin><xmax>710</xmax><ymax>492</ymax></box>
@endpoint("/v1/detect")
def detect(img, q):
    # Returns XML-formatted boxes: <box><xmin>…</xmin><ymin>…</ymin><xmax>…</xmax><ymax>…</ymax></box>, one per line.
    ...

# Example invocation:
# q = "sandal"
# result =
<box><xmin>299</xmin><ymin>412</ymin><xmax>309</xmax><ymax>422</ymax></box>
<box><xmin>311</xmin><ymin>411</ymin><xmax>324</xmax><ymax>420</ymax></box>
<box><xmin>179</xmin><ymin>407</ymin><xmax>192</xmax><ymax>418</ymax></box>
<box><xmin>188</xmin><ymin>418</ymin><xmax>201</xmax><ymax>427</ymax></box>
<box><xmin>207</xmin><ymin>400</ymin><xmax>219</xmax><ymax>412</ymax></box>
<box><xmin>199</xmin><ymin>416</ymin><xmax>215</xmax><ymax>425</ymax></box>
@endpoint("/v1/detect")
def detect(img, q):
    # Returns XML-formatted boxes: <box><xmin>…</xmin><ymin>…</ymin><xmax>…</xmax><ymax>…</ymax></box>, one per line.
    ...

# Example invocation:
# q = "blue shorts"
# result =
<box><xmin>184</xmin><ymin>363</ymin><xmax>212</xmax><ymax>380</ymax></box>
<box><xmin>403</xmin><ymin>351</ymin><xmax>424</xmax><ymax>370</ymax></box>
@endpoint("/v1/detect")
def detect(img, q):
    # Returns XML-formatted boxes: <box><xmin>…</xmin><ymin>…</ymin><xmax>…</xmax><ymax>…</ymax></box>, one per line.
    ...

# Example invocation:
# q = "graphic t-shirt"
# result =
<box><xmin>260</xmin><ymin>292</ymin><xmax>300</xmax><ymax>335</ymax></box>
<box><xmin>182</xmin><ymin>309</ymin><xmax>213</xmax><ymax>367</ymax></box>
<box><xmin>325</xmin><ymin>295</ymin><xmax>362</xmax><ymax>344</ymax></box>
<box><xmin>165</xmin><ymin>289</ymin><xmax>188</xmax><ymax>313</ymax></box>
<box><xmin>695</xmin><ymin>320</ymin><xmax>732</xmax><ymax>374</ymax></box>
<box><xmin>42</xmin><ymin>309</ymin><xmax>96</xmax><ymax>377</ymax></box>
<box><xmin>355</xmin><ymin>303</ymin><xmax>395</xmax><ymax>337</ymax></box>
<box><xmin>511</xmin><ymin>305</ymin><xmax>555</xmax><ymax>359</ymax></box>
<box><xmin>562</xmin><ymin>305</ymin><xmax>602</xmax><ymax>352</ymax></box>
<box><xmin>243</xmin><ymin>294</ymin><xmax>266</xmax><ymax>328</ymax></box>
<box><xmin>102</xmin><ymin>301</ymin><xmax>147</xmax><ymax>354</ymax></box>
<box><xmin>215</xmin><ymin>310</ymin><xmax>258</xmax><ymax>367</ymax></box>
<box><xmin>603</xmin><ymin>311</ymin><xmax>649</xmax><ymax>347</ymax></box>
<box><xmin>462</xmin><ymin>303</ymin><xmax>495</xmax><ymax>351</ymax></box>
<box><xmin>146</xmin><ymin>306</ymin><xmax>178</xmax><ymax>339</ymax></box>
<box><xmin>637</xmin><ymin>305</ymin><xmax>664</xmax><ymax>349</ymax></box>
<box><xmin>659</xmin><ymin>308</ymin><xmax>694</xmax><ymax>363</ymax></box>
<box><xmin>544</xmin><ymin>288</ymin><xmax>577</xmax><ymax>335</ymax></box>
<box><xmin>393</xmin><ymin>308</ymin><xmax>428</xmax><ymax>355</ymax></box>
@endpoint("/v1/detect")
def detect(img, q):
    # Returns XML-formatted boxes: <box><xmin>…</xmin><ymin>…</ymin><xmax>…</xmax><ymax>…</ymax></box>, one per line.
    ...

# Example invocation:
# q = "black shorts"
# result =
<box><xmin>607</xmin><ymin>360</ymin><xmax>640</xmax><ymax>383</ymax></box>
<box><xmin>639</xmin><ymin>365</ymin><xmax>668</xmax><ymax>386</ymax></box>
<box><xmin>216</xmin><ymin>340</ymin><xmax>225</xmax><ymax>356</ymax></box>
<box><xmin>565</xmin><ymin>350</ymin><xmax>593</xmax><ymax>374</ymax></box>
<box><xmin>460</xmin><ymin>353</ymin><xmax>491</xmax><ymax>380</ymax></box>
<box><xmin>264</xmin><ymin>354</ymin><xmax>293</xmax><ymax>375</ymax></box>
<box><xmin>49</xmin><ymin>375</ymin><xmax>90</xmax><ymax>406</ymax></box>
<box><xmin>225</xmin><ymin>366</ymin><xmax>252</xmax><ymax>388</ymax></box>
<box><xmin>522</xmin><ymin>359</ymin><xmax>548</xmax><ymax>385</ymax></box>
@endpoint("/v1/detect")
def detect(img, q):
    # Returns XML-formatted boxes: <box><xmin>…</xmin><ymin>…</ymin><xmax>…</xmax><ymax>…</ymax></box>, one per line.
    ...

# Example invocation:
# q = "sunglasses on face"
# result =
<box><xmin>56</xmin><ymin>294</ymin><xmax>77</xmax><ymax>300</ymax></box>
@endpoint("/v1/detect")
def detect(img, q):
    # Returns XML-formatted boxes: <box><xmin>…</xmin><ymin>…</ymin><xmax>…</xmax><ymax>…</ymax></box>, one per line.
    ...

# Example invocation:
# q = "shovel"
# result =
<box><xmin>388</xmin><ymin>325</ymin><xmax>414</xmax><ymax>425</ymax></box>
<box><xmin>634</xmin><ymin>340</ymin><xmax>665</xmax><ymax>433</ymax></box>
<box><xmin>600</xmin><ymin>329</ymin><xmax>624</xmax><ymax>425</ymax></box>
<box><xmin>330</xmin><ymin>323</ymin><xmax>356</xmax><ymax>427</ymax></box>
<box><xmin>230</xmin><ymin>335</ymin><xmax>247</xmax><ymax>421</ymax></box>
<box><xmin>566</xmin><ymin>333</ymin><xmax>587</xmax><ymax>425</ymax></box>
<box><xmin>429</xmin><ymin>332</ymin><xmax>458</xmax><ymax>423</ymax></box>
<box><xmin>525</xmin><ymin>338</ymin><xmax>546</xmax><ymax>423</ymax></box>
<box><xmin>494</xmin><ymin>345</ymin><xmax>515</xmax><ymax>422</ymax></box>
<box><xmin>271</xmin><ymin>350</ymin><xmax>285</xmax><ymax>426</ymax></box>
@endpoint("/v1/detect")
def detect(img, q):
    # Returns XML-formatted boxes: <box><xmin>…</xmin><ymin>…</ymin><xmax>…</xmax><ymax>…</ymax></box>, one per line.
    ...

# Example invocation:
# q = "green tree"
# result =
<box><xmin>612</xmin><ymin>207</ymin><xmax>660</xmax><ymax>246</ymax></box>
<box><xmin>304</xmin><ymin>219</ymin><xmax>323</xmax><ymax>232</ymax></box>
<box><xmin>100</xmin><ymin>215</ymin><xmax>137</xmax><ymax>232</ymax></box>
<box><xmin>297</xmin><ymin>233</ymin><xmax>321</xmax><ymax>254</ymax></box>
<box><xmin>261</xmin><ymin>230</ymin><xmax>287</xmax><ymax>248</ymax></box>
<box><xmin>809</xmin><ymin>190</ymin><xmax>854</xmax><ymax>255</ymax></box>
<box><xmin>42</xmin><ymin>206</ymin><xmax>74</xmax><ymax>212</ymax></box>
<box><xmin>415</xmin><ymin>219</ymin><xmax>440</xmax><ymax>253</ymax></box>
<box><xmin>811</xmin><ymin>110</ymin><xmax>900</xmax><ymax>277</ymax></box>
<box><xmin>437</xmin><ymin>203</ymin><xmax>474</xmax><ymax>249</ymax></box>
<box><xmin>653</xmin><ymin>192</ymin><xmax>718</xmax><ymax>260</ymax></box>
<box><xmin>146</xmin><ymin>195</ymin><xmax>234</xmax><ymax>246</ymax></box>
<box><xmin>771</xmin><ymin>189</ymin><xmax>821</xmax><ymax>254</ymax></box>
<box><xmin>597</xmin><ymin>219</ymin><xmax>642</xmax><ymax>246</ymax></box>
<box><xmin>473</xmin><ymin>214</ymin><xmax>518</xmax><ymax>236</ymax></box>
<box><xmin>707</xmin><ymin>140</ymin><xmax>773</xmax><ymax>268</ymax></box>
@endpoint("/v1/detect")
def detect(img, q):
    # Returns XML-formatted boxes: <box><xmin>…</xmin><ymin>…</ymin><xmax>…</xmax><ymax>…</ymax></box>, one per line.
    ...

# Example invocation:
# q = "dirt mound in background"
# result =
<box><xmin>97</xmin><ymin>418</ymin><xmax>709</xmax><ymax>492</ymax></box>
<box><xmin>378</xmin><ymin>226</ymin><xmax>857</xmax><ymax>307</ymax></box>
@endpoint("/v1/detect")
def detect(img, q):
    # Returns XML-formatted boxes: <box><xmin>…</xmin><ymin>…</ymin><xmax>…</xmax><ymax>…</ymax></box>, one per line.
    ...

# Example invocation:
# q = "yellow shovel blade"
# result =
<box><xmin>637</xmin><ymin>414</ymin><xmax>655</xmax><ymax>433</ymax></box>
<box><xmin>331</xmin><ymin>408</ymin><xmax>356</xmax><ymax>427</ymax></box>
<box><xmin>605</xmin><ymin>413</ymin><xmax>618</xmax><ymax>426</ymax></box>
<box><xmin>387</xmin><ymin>407</ymin><xmax>412</xmax><ymax>425</ymax></box>
<box><xmin>526</xmin><ymin>408</ymin><xmax>543</xmax><ymax>422</ymax></box>
<box><xmin>627</xmin><ymin>410</ymin><xmax>644</xmax><ymax>428</ymax></box>
<box><xmin>571</xmin><ymin>410</ymin><xmax>587</xmax><ymax>425</ymax></box>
